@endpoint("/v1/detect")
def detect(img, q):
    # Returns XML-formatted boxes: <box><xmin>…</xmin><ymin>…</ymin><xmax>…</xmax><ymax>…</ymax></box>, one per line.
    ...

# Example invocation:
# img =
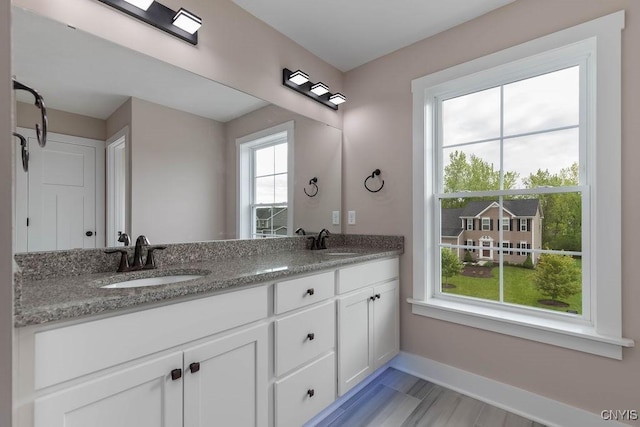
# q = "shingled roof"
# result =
<box><xmin>460</xmin><ymin>199</ymin><xmax>540</xmax><ymax>217</ymax></box>
<box><xmin>441</xmin><ymin>208</ymin><xmax>464</xmax><ymax>237</ymax></box>
<box><xmin>442</xmin><ymin>199</ymin><xmax>541</xmax><ymax>235</ymax></box>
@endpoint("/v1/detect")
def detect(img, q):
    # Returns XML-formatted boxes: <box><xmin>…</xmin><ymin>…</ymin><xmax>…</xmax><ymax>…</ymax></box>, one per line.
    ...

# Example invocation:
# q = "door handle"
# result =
<box><xmin>85</xmin><ymin>231</ymin><xmax>94</xmax><ymax>237</ymax></box>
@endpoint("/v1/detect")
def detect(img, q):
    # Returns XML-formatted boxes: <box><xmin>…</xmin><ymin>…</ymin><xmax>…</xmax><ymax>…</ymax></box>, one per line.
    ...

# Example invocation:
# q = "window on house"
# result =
<box><xmin>412</xmin><ymin>13</ymin><xmax>632</xmax><ymax>358</ymax></box>
<box><xmin>520</xmin><ymin>218</ymin><xmax>527</xmax><ymax>232</ymax></box>
<box><xmin>502</xmin><ymin>218</ymin><xmax>510</xmax><ymax>231</ymax></box>
<box><xmin>466</xmin><ymin>219</ymin><xmax>473</xmax><ymax>230</ymax></box>
<box><xmin>237</xmin><ymin>122</ymin><xmax>294</xmax><ymax>239</ymax></box>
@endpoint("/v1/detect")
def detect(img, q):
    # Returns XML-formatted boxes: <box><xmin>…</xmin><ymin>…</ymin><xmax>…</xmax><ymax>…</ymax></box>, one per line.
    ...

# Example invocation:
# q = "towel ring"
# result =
<box><xmin>304</xmin><ymin>177</ymin><xmax>319</xmax><ymax>197</ymax></box>
<box><xmin>364</xmin><ymin>169</ymin><xmax>384</xmax><ymax>193</ymax></box>
<box><xmin>13</xmin><ymin>79</ymin><xmax>48</xmax><ymax>147</ymax></box>
<box><xmin>13</xmin><ymin>132</ymin><xmax>29</xmax><ymax>172</ymax></box>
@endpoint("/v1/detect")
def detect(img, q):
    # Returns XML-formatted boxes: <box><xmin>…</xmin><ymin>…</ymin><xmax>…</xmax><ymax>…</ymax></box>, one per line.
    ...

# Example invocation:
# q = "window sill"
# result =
<box><xmin>408</xmin><ymin>297</ymin><xmax>634</xmax><ymax>359</ymax></box>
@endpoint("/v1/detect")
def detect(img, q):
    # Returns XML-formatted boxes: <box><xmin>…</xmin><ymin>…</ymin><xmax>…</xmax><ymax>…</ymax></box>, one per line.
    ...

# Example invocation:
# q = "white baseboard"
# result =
<box><xmin>391</xmin><ymin>351</ymin><xmax>623</xmax><ymax>427</ymax></box>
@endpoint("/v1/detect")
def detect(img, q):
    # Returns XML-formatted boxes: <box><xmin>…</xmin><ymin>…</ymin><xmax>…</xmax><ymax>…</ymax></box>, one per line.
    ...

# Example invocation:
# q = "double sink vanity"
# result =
<box><xmin>13</xmin><ymin>234</ymin><xmax>402</xmax><ymax>427</ymax></box>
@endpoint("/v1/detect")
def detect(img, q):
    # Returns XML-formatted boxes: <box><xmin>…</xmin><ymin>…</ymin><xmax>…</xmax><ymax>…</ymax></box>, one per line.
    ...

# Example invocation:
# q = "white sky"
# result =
<box><xmin>442</xmin><ymin>66</ymin><xmax>580</xmax><ymax>188</ymax></box>
<box><xmin>255</xmin><ymin>143</ymin><xmax>288</xmax><ymax>204</ymax></box>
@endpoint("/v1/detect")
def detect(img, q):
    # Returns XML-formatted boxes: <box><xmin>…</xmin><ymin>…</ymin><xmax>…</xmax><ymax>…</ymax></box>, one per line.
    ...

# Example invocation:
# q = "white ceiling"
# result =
<box><xmin>12</xmin><ymin>7</ymin><xmax>267</xmax><ymax>121</ymax></box>
<box><xmin>232</xmin><ymin>0</ymin><xmax>516</xmax><ymax>71</ymax></box>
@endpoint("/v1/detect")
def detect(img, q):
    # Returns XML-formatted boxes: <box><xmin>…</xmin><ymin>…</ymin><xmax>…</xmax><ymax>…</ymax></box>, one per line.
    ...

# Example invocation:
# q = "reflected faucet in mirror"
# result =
<box><xmin>117</xmin><ymin>232</ymin><xmax>131</xmax><ymax>246</ymax></box>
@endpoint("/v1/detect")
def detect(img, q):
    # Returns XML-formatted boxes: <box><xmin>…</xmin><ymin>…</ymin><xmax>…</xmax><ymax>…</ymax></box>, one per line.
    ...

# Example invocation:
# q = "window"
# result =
<box><xmin>466</xmin><ymin>219</ymin><xmax>473</xmax><ymax>230</ymax></box>
<box><xmin>237</xmin><ymin>122</ymin><xmax>294</xmax><ymax>239</ymax></box>
<box><xmin>481</xmin><ymin>218</ymin><xmax>490</xmax><ymax>231</ymax></box>
<box><xmin>502</xmin><ymin>218</ymin><xmax>510</xmax><ymax>231</ymax></box>
<box><xmin>519</xmin><ymin>218</ymin><xmax>527</xmax><ymax>232</ymax></box>
<box><xmin>411</xmin><ymin>12</ymin><xmax>632</xmax><ymax>358</ymax></box>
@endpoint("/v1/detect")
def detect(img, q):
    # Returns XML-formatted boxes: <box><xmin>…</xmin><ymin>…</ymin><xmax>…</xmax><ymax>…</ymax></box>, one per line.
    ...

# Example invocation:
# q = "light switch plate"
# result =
<box><xmin>348</xmin><ymin>210</ymin><xmax>356</xmax><ymax>225</ymax></box>
<box><xmin>332</xmin><ymin>211</ymin><xmax>340</xmax><ymax>225</ymax></box>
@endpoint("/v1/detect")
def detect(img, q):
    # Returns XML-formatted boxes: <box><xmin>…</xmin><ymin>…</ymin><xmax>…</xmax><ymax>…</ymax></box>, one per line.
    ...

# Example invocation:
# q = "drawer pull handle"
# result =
<box><xmin>171</xmin><ymin>368</ymin><xmax>182</xmax><ymax>381</ymax></box>
<box><xmin>369</xmin><ymin>296</ymin><xmax>376</xmax><ymax>301</ymax></box>
<box><xmin>306</xmin><ymin>288</ymin><xmax>315</xmax><ymax>296</ymax></box>
<box><xmin>375</xmin><ymin>293</ymin><xmax>381</xmax><ymax>299</ymax></box>
<box><xmin>190</xmin><ymin>362</ymin><xmax>200</xmax><ymax>373</ymax></box>
<box><xmin>307</xmin><ymin>389</ymin><xmax>315</xmax><ymax>398</ymax></box>
<box><xmin>307</xmin><ymin>333</ymin><xmax>315</xmax><ymax>341</ymax></box>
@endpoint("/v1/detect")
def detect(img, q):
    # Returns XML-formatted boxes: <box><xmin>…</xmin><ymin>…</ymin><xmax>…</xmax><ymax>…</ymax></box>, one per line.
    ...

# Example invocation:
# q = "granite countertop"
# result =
<box><xmin>15</xmin><ymin>246</ymin><xmax>401</xmax><ymax>327</ymax></box>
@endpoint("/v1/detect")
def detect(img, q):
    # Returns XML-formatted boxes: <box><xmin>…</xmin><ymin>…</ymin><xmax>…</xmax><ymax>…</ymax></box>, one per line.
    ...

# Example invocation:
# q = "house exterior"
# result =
<box><xmin>442</xmin><ymin>199</ymin><xmax>543</xmax><ymax>264</ymax></box>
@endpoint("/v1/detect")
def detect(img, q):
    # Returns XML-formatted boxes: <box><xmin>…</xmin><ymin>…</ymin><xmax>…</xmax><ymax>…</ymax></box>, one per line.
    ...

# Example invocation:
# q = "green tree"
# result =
<box><xmin>532</xmin><ymin>253</ymin><xmax>581</xmax><ymax>302</ymax></box>
<box><xmin>441</xmin><ymin>248</ymin><xmax>463</xmax><ymax>286</ymax></box>
<box><xmin>443</xmin><ymin>151</ymin><xmax>518</xmax><ymax>208</ymax></box>
<box><xmin>523</xmin><ymin>163</ymin><xmax>581</xmax><ymax>251</ymax></box>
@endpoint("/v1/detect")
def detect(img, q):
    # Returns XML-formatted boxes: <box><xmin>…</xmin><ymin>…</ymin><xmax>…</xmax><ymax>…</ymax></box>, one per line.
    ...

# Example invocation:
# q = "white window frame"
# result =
<box><xmin>236</xmin><ymin>121</ymin><xmax>294</xmax><ymax>239</ymax></box>
<box><xmin>481</xmin><ymin>217</ymin><xmax>490</xmax><ymax>231</ymax></box>
<box><xmin>502</xmin><ymin>218</ymin><xmax>510</xmax><ymax>231</ymax></box>
<box><xmin>410</xmin><ymin>11</ymin><xmax>633</xmax><ymax>359</ymax></box>
<box><xmin>519</xmin><ymin>218</ymin><xmax>527</xmax><ymax>232</ymax></box>
<box><xmin>466</xmin><ymin>219</ymin><xmax>473</xmax><ymax>230</ymax></box>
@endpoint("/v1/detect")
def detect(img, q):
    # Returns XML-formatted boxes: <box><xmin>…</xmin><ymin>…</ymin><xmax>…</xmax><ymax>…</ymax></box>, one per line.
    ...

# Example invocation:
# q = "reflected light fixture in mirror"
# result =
<box><xmin>97</xmin><ymin>0</ymin><xmax>201</xmax><ymax>45</ymax></box>
<box><xmin>282</xmin><ymin>68</ymin><xmax>346</xmax><ymax>111</ymax></box>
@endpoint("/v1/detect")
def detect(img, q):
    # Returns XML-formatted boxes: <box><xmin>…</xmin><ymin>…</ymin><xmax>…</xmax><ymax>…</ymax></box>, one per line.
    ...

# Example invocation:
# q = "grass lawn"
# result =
<box><xmin>443</xmin><ymin>263</ymin><xmax>582</xmax><ymax>314</ymax></box>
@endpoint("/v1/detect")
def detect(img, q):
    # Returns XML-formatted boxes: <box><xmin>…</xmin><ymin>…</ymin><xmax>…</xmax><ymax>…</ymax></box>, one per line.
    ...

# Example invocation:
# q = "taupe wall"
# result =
<box><xmin>0</xmin><ymin>0</ymin><xmax>12</xmax><ymax>423</ymax></box>
<box><xmin>13</xmin><ymin>0</ymin><xmax>344</xmax><ymax>130</ymax></box>
<box><xmin>129</xmin><ymin>98</ymin><xmax>227</xmax><ymax>243</ymax></box>
<box><xmin>225</xmin><ymin>104</ymin><xmax>342</xmax><ymax>238</ymax></box>
<box><xmin>342</xmin><ymin>0</ymin><xmax>639</xmax><ymax>420</ymax></box>
<box><xmin>16</xmin><ymin>101</ymin><xmax>106</xmax><ymax>140</ymax></box>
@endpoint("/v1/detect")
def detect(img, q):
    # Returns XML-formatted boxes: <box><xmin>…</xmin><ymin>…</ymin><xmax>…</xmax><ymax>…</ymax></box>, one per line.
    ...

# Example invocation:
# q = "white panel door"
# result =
<box><xmin>337</xmin><ymin>287</ymin><xmax>374</xmax><ymax>396</ymax></box>
<box><xmin>34</xmin><ymin>352</ymin><xmax>183</xmax><ymax>427</ymax></box>
<box><xmin>17</xmin><ymin>128</ymin><xmax>105</xmax><ymax>251</ymax></box>
<box><xmin>183</xmin><ymin>323</ymin><xmax>268</xmax><ymax>427</ymax></box>
<box><xmin>372</xmin><ymin>280</ymin><xmax>399</xmax><ymax>368</ymax></box>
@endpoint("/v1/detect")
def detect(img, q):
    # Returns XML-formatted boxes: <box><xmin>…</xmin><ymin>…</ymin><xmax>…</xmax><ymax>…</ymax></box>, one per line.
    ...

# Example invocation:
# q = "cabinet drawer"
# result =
<box><xmin>34</xmin><ymin>285</ymin><xmax>267</xmax><ymax>390</ymax></box>
<box><xmin>274</xmin><ymin>301</ymin><xmax>335</xmax><ymax>377</ymax></box>
<box><xmin>274</xmin><ymin>271</ymin><xmax>334</xmax><ymax>314</ymax></box>
<box><xmin>337</xmin><ymin>257</ymin><xmax>398</xmax><ymax>294</ymax></box>
<box><xmin>275</xmin><ymin>352</ymin><xmax>336</xmax><ymax>427</ymax></box>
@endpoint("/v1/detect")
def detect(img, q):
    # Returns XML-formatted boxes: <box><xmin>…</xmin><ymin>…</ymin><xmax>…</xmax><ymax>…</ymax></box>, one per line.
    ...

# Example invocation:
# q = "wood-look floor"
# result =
<box><xmin>314</xmin><ymin>368</ymin><xmax>546</xmax><ymax>427</ymax></box>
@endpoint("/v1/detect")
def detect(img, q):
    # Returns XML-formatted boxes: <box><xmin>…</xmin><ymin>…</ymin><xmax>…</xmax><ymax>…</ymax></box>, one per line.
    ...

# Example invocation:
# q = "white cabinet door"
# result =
<box><xmin>183</xmin><ymin>323</ymin><xmax>268</xmax><ymax>427</ymax></box>
<box><xmin>337</xmin><ymin>287</ymin><xmax>373</xmax><ymax>396</ymax></box>
<box><xmin>372</xmin><ymin>280</ymin><xmax>399</xmax><ymax>367</ymax></box>
<box><xmin>34</xmin><ymin>352</ymin><xmax>183</xmax><ymax>427</ymax></box>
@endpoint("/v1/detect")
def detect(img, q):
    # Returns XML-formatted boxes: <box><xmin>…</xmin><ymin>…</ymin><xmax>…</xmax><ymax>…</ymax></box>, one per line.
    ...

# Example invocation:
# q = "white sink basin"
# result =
<box><xmin>323</xmin><ymin>252</ymin><xmax>359</xmax><ymax>256</ymax></box>
<box><xmin>101</xmin><ymin>274</ymin><xmax>204</xmax><ymax>289</ymax></box>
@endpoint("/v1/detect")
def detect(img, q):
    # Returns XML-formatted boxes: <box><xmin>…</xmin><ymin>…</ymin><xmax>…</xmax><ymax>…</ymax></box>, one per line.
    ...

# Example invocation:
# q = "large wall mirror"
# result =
<box><xmin>12</xmin><ymin>7</ymin><xmax>342</xmax><ymax>252</ymax></box>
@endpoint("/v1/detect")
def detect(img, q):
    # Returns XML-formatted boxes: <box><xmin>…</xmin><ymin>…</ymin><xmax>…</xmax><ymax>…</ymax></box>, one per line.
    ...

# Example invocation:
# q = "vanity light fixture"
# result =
<box><xmin>310</xmin><ymin>82</ymin><xmax>329</xmax><ymax>96</ymax></box>
<box><xmin>288</xmin><ymin>70</ymin><xmax>310</xmax><ymax>85</ymax></box>
<box><xmin>282</xmin><ymin>68</ymin><xmax>347</xmax><ymax>111</ymax></box>
<box><xmin>329</xmin><ymin>93</ymin><xmax>347</xmax><ymax>105</ymax></box>
<box><xmin>97</xmin><ymin>0</ymin><xmax>201</xmax><ymax>45</ymax></box>
<box><xmin>122</xmin><ymin>0</ymin><xmax>154</xmax><ymax>10</ymax></box>
<box><xmin>172</xmin><ymin>8</ymin><xmax>202</xmax><ymax>34</ymax></box>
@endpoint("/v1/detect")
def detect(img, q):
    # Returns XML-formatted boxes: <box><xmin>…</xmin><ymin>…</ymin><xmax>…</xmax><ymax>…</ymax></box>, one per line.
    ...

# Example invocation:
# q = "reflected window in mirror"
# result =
<box><xmin>237</xmin><ymin>121</ymin><xmax>295</xmax><ymax>239</ymax></box>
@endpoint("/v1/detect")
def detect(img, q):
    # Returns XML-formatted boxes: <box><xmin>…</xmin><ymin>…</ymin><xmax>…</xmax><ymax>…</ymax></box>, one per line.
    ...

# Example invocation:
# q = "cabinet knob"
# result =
<box><xmin>307</xmin><ymin>389</ymin><xmax>315</xmax><ymax>398</ymax></box>
<box><xmin>369</xmin><ymin>296</ymin><xmax>376</xmax><ymax>301</ymax></box>
<box><xmin>190</xmin><ymin>362</ymin><xmax>200</xmax><ymax>373</ymax></box>
<box><xmin>170</xmin><ymin>368</ymin><xmax>182</xmax><ymax>381</ymax></box>
<box><xmin>307</xmin><ymin>333</ymin><xmax>315</xmax><ymax>341</ymax></box>
<box><xmin>306</xmin><ymin>288</ymin><xmax>315</xmax><ymax>296</ymax></box>
<box><xmin>375</xmin><ymin>293</ymin><xmax>381</xmax><ymax>299</ymax></box>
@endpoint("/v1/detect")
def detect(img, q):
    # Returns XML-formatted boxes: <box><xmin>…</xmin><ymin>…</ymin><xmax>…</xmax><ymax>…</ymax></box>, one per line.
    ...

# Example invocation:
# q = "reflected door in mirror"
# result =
<box><xmin>15</xmin><ymin>129</ymin><xmax>105</xmax><ymax>252</ymax></box>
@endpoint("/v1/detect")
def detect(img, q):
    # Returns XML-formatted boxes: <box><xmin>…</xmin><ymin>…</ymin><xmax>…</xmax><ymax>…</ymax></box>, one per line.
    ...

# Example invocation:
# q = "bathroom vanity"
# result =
<box><xmin>13</xmin><ymin>236</ymin><xmax>401</xmax><ymax>427</ymax></box>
